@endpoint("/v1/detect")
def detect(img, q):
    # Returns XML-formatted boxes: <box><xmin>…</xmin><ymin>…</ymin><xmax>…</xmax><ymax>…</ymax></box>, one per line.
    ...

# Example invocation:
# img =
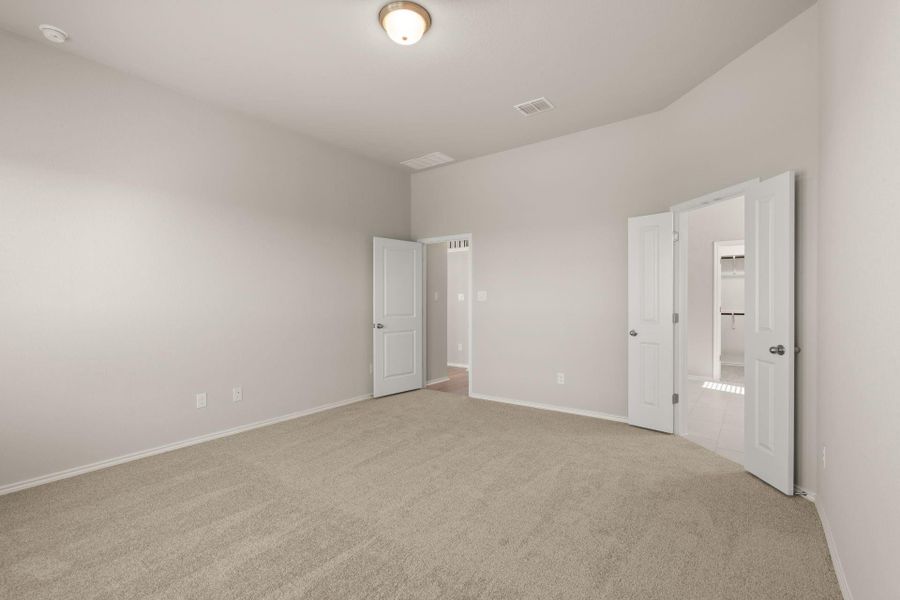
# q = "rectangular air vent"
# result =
<box><xmin>514</xmin><ymin>97</ymin><xmax>555</xmax><ymax>117</ymax></box>
<box><xmin>401</xmin><ymin>152</ymin><xmax>454</xmax><ymax>170</ymax></box>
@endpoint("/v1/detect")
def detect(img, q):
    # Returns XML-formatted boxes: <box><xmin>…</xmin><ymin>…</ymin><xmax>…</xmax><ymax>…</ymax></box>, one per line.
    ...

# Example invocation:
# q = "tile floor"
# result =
<box><xmin>684</xmin><ymin>366</ymin><xmax>745</xmax><ymax>464</ymax></box>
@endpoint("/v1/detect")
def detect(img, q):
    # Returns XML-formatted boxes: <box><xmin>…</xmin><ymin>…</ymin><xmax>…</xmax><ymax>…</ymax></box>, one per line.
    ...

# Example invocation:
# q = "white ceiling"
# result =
<box><xmin>0</xmin><ymin>0</ymin><xmax>814</xmax><ymax>168</ymax></box>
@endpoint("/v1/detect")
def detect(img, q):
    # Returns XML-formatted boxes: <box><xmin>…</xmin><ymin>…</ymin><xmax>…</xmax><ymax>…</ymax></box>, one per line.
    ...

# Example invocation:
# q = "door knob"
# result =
<box><xmin>374</xmin><ymin>323</ymin><xmax>385</xmax><ymax>329</ymax></box>
<box><xmin>629</xmin><ymin>330</ymin><xmax>638</xmax><ymax>337</ymax></box>
<box><xmin>769</xmin><ymin>344</ymin><xmax>786</xmax><ymax>355</ymax></box>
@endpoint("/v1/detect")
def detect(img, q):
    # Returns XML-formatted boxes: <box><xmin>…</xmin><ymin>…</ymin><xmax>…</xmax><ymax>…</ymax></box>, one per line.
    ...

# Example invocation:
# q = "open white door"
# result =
<box><xmin>744</xmin><ymin>172</ymin><xmax>795</xmax><ymax>495</ymax></box>
<box><xmin>373</xmin><ymin>237</ymin><xmax>424</xmax><ymax>398</ymax></box>
<box><xmin>627</xmin><ymin>212</ymin><xmax>675</xmax><ymax>433</ymax></box>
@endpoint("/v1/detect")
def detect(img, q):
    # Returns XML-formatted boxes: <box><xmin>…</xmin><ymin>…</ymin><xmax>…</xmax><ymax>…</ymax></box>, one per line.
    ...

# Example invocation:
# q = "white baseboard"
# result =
<box><xmin>447</xmin><ymin>363</ymin><xmax>469</xmax><ymax>369</ymax></box>
<box><xmin>426</xmin><ymin>376</ymin><xmax>450</xmax><ymax>386</ymax></box>
<box><xmin>817</xmin><ymin>504</ymin><xmax>854</xmax><ymax>600</ymax></box>
<box><xmin>794</xmin><ymin>485</ymin><xmax>817</xmax><ymax>502</ymax></box>
<box><xmin>0</xmin><ymin>393</ymin><xmax>373</xmax><ymax>497</ymax></box>
<box><xmin>469</xmin><ymin>392</ymin><xmax>628</xmax><ymax>424</ymax></box>
<box><xmin>687</xmin><ymin>374</ymin><xmax>713</xmax><ymax>382</ymax></box>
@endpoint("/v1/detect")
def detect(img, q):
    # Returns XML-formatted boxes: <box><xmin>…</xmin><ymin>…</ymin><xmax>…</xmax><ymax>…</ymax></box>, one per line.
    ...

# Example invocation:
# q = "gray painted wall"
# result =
<box><xmin>818</xmin><ymin>0</ymin><xmax>900</xmax><ymax>597</ymax></box>
<box><xmin>447</xmin><ymin>250</ymin><xmax>470</xmax><ymax>366</ymax></box>
<box><xmin>685</xmin><ymin>197</ymin><xmax>744</xmax><ymax>378</ymax></box>
<box><xmin>425</xmin><ymin>243</ymin><xmax>448</xmax><ymax>382</ymax></box>
<box><xmin>412</xmin><ymin>6</ymin><xmax>818</xmax><ymax>492</ymax></box>
<box><xmin>0</xmin><ymin>31</ymin><xmax>410</xmax><ymax>489</ymax></box>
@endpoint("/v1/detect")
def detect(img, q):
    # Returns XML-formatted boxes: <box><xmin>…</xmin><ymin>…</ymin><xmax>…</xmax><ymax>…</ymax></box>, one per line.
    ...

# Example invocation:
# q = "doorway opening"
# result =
<box><xmin>421</xmin><ymin>235</ymin><xmax>472</xmax><ymax>396</ymax></box>
<box><xmin>679</xmin><ymin>197</ymin><xmax>745</xmax><ymax>464</ymax></box>
<box><xmin>629</xmin><ymin>172</ymin><xmax>795</xmax><ymax>495</ymax></box>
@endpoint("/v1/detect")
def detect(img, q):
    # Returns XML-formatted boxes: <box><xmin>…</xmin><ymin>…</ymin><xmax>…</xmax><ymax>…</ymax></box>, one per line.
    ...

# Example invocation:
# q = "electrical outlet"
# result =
<box><xmin>822</xmin><ymin>446</ymin><xmax>827</xmax><ymax>470</ymax></box>
<box><xmin>477</xmin><ymin>290</ymin><xmax>487</xmax><ymax>302</ymax></box>
<box><xmin>232</xmin><ymin>386</ymin><xmax>242</xmax><ymax>403</ymax></box>
<box><xmin>196</xmin><ymin>392</ymin><xmax>207</xmax><ymax>409</ymax></box>
<box><xmin>457</xmin><ymin>293</ymin><xmax>465</xmax><ymax>302</ymax></box>
<box><xmin>556</xmin><ymin>372</ymin><xmax>565</xmax><ymax>385</ymax></box>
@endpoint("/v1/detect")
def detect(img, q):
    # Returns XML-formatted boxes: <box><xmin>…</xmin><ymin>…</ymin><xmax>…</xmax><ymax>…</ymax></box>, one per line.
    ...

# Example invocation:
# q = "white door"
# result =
<box><xmin>744</xmin><ymin>172</ymin><xmax>795</xmax><ymax>495</ymax></box>
<box><xmin>627</xmin><ymin>212</ymin><xmax>675</xmax><ymax>433</ymax></box>
<box><xmin>373</xmin><ymin>237</ymin><xmax>424</xmax><ymax>398</ymax></box>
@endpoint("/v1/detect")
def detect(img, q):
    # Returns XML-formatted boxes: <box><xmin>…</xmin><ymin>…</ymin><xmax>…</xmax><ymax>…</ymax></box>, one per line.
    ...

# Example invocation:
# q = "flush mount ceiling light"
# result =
<box><xmin>379</xmin><ymin>2</ymin><xmax>431</xmax><ymax>46</ymax></box>
<box><xmin>38</xmin><ymin>24</ymin><xmax>68</xmax><ymax>43</ymax></box>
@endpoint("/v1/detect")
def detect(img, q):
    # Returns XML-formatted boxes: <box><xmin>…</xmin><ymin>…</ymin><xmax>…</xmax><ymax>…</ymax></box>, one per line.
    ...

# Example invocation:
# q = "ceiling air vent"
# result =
<box><xmin>513</xmin><ymin>97</ymin><xmax>555</xmax><ymax>117</ymax></box>
<box><xmin>401</xmin><ymin>152</ymin><xmax>454</xmax><ymax>170</ymax></box>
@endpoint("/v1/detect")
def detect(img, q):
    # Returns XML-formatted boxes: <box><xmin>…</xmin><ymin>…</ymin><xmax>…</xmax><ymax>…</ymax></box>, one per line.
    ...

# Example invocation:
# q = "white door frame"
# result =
<box><xmin>417</xmin><ymin>233</ymin><xmax>473</xmax><ymax>397</ymax></box>
<box><xmin>712</xmin><ymin>240</ymin><xmax>745</xmax><ymax>381</ymax></box>
<box><xmin>670</xmin><ymin>178</ymin><xmax>759</xmax><ymax>436</ymax></box>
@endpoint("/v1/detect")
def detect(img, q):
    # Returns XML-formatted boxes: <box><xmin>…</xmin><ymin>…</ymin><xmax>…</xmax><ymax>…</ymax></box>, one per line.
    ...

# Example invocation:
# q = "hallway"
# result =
<box><xmin>427</xmin><ymin>366</ymin><xmax>469</xmax><ymax>396</ymax></box>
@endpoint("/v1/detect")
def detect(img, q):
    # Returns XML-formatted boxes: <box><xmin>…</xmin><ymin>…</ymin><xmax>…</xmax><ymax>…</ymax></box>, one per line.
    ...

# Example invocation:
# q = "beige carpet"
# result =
<box><xmin>0</xmin><ymin>390</ymin><xmax>841</xmax><ymax>599</ymax></box>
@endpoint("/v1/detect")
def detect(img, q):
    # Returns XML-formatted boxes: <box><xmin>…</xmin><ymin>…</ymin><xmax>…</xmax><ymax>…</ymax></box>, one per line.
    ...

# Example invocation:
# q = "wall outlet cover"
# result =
<box><xmin>196</xmin><ymin>392</ymin><xmax>207</xmax><ymax>409</ymax></box>
<box><xmin>477</xmin><ymin>291</ymin><xmax>487</xmax><ymax>302</ymax></box>
<box><xmin>556</xmin><ymin>372</ymin><xmax>565</xmax><ymax>385</ymax></box>
<box><xmin>232</xmin><ymin>386</ymin><xmax>242</xmax><ymax>402</ymax></box>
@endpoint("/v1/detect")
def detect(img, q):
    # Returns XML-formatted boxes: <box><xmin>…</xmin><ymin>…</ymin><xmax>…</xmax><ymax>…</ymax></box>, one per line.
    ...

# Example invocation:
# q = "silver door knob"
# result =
<box><xmin>769</xmin><ymin>344</ymin><xmax>786</xmax><ymax>355</ymax></box>
<box><xmin>374</xmin><ymin>323</ymin><xmax>385</xmax><ymax>329</ymax></box>
<box><xmin>629</xmin><ymin>330</ymin><xmax>638</xmax><ymax>337</ymax></box>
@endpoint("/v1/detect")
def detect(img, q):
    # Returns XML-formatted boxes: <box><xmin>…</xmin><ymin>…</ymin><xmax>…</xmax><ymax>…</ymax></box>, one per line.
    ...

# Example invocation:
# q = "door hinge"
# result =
<box><xmin>673</xmin><ymin>231</ymin><xmax>680</xmax><ymax>243</ymax></box>
<box><xmin>672</xmin><ymin>393</ymin><xmax>679</xmax><ymax>405</ymax></box>
<box><xmin>672</xmin><ymin>312</ymin><xmax>679</xmax><ymax>324</ymax></box>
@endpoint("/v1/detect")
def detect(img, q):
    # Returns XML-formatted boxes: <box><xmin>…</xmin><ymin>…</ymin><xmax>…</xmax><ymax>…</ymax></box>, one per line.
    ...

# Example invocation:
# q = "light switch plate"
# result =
<box><xmin>457</xmin><ymin>293</ymin><xmax>465</xmax><ymax>302</ymax></box>
<box><xmin>232</xmin><ymin>386</ymin><xmax>242</xmax><ymax>402</ymax></box>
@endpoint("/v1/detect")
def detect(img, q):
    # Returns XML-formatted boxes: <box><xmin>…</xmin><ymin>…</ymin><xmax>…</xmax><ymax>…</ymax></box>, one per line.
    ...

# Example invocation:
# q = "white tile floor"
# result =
<box><xmin>683</xmin><ymin>366</ymin><xmax>744</xmax><ymax>465</ymax></box>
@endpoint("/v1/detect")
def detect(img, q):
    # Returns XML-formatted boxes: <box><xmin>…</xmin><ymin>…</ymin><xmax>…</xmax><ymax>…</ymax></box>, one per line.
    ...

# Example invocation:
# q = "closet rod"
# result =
<box><xmin>720</xmin><ymin>311</ymin><xmax>745</xmax><ymax>316</ymax></box>
<box><xmin>720</xmin><ymin>254</ymin><xmax>745</xmax><ymax>260</ymax></box>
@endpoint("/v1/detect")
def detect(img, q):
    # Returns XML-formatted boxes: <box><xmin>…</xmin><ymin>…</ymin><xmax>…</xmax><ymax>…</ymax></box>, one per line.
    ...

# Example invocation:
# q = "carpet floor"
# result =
<box><xmin>0</xmin><ymin>390</ymin><xmax>841</xmax><ymax>599</ymax></box>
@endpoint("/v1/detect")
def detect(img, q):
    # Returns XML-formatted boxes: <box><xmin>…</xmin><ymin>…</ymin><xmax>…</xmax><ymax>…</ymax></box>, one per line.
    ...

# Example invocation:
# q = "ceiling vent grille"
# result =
<box><xmin>513</xmin><ymin>97</ymin><xmax>555</xmax><ymax>117</ymax></box>
<box><xmin>447</xmin><ymin>239</ymin><xmax>469</xmax><ymax>252</ymax></box>
<box><xmin>401</xmin><ymin>152</ymin><xmax>454</xmax><ymax>170</ymax></box>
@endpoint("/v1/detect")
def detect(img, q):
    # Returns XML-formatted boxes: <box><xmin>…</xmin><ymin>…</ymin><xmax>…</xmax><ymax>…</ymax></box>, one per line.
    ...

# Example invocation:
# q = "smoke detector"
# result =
<box><xmin>514</xmin><ymin>97</ymin><xmax>555</xmax><ymax>117</ymax></box>
<box><xmin>38</xmin><ymin>24</ymin><xmax>68</xmax><ymax>43</ymax></box>
<box><xmin>401</xmin><ymin>152</ymin><xmax>454</xmax><ymax>170</ymax></box>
